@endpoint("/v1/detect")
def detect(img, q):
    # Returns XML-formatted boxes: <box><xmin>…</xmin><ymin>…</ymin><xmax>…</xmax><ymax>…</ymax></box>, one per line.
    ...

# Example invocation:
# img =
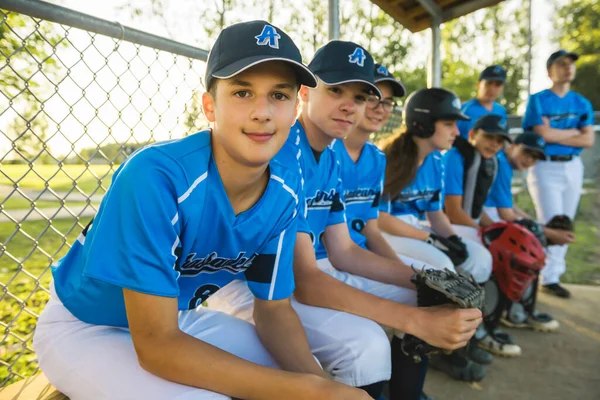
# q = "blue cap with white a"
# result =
<box><xmin>308</xmin><ymin>40</ymin><xmax>382</xmax><ymax>98</ymax></box>
<box><xmin>205</xmin><ymin>20</ymin><xmax>317</xmax><ymax>90</ymax></box>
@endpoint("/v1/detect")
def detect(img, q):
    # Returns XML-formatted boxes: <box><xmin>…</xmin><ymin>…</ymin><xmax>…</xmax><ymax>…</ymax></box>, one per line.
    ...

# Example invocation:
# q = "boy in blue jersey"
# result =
<box><xmin>522</xmin><ymin>49</ymin><xmax>595</xmax><ymax>298</ymax></box>
<box><xmin>33</xmin><ymin>21</ymin><xmax>372</xmax><ymax>400</ymax></box>
<box><xmin>443</xmin><ymin>114</ymin><xmax>512</xmax><ymax>233</ymax></box>
<box><xmin>457</xmin><ymin>65</ymin><xmax>508</xmax><ymax>139</ymax></box>
<box><xmin>334</xmin><ymin>63</ymin><xmax>408</xmax><ymax>263</ymax></box>
<box><xmin>484</xmin><ymin>132</ymin><xmax>573</xmax><ymax>332</ymax></box>
<box><xmin>443</xmin><ymin>114</ymin><xmax>525</xmax><ymax>358</ymax></box>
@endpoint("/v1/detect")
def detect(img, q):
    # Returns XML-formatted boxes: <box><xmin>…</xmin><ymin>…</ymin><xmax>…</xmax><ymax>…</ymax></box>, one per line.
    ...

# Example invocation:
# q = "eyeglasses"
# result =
<box><xmin>366</xmin><ymin>96</ymin><xmax>397</xmax><ymax>113</ymax></box>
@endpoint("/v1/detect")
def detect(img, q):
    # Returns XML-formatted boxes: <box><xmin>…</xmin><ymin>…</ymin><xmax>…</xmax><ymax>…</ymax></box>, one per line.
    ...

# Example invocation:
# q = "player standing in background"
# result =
<box><xmin>457</xmin><ymin>65</ymin><xmax>508</xmax><ymax>139</ymax></box>
<box><xmin>522</xmin><ymin>50</ymin><xmax>595</xmax><ymax>298</ymax></box>
<box><xmin>378</xmin><ymin>88</ymin><xmax>493</xmax><ymax>382</ymax></box>
<box><xmin>33</xmin><ymin>21</ymin><xmax>372</xmax><ymax>400</ymax></box>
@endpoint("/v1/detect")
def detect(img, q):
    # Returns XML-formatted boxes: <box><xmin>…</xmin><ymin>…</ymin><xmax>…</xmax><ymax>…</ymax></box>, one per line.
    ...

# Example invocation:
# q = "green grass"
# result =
<box><xmin>0</xmin><ymin>217</ymin><xmax>92</xmax><ymax>386</ymax></box>
<box><xmin>0</xmin><ymin>164</ymin><xmax>116</xmax><ymax>194</ymax></box>
<box><xmin>514</xmin><ymin>191</ymin><xmax>600</xmax><ymax>285</ymax></box>
<box><xmin>0</xmin><ymin>197</ymin><xmax>98</xmax><ymax>210</ymax></box>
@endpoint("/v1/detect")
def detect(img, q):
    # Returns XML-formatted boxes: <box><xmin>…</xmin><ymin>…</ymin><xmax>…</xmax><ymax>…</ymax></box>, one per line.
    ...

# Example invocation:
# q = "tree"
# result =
<box><xmin>556</xmin><ymin>0</ymin><xmax>600</xmax><ymax>109</ymax></box>
<box><xmin>439</xmin><ymin>2</ymin><xmax>529</xmax><ymax>114</ymax></box>
<box><xmin>0</xmin><ymin>10</ymin><xmax>66</xmax><ymax>162</ymax></box>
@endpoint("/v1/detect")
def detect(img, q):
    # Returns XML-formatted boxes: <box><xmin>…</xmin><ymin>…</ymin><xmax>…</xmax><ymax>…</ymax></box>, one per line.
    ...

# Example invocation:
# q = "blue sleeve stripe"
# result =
<box><xmin>268</xmin><ymin>229</ymin><xmax>286</xmax><ymax>300</ymax></box>
<box><xmin>178</xmin><ymin>171</ymin><xmax>208</xmax><ymax>203</ymax></box>
<box><xmin>271</xmin><ymin>174</ymin><xmax>298</xmax><ymax>205</ymax></box>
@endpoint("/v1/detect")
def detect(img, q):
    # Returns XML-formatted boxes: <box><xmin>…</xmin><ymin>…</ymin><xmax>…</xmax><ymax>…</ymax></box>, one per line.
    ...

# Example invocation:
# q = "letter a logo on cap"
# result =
<box><xmin>255</xmin><ymin>25</ymin><xmax>281</xmax><ymax>49</ymax></box>
<box><xmin>348</xmin><ymin>47</ymin><xmax>366</xmax><ymax>67</ymax></box>
<box><xmin>377</xmin><ymin>65</ymin><xmax>389</xmax><ymax>75</ymax></box>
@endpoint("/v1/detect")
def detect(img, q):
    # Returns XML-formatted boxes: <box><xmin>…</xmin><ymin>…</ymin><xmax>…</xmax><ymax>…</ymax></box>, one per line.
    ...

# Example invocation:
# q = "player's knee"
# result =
<box><xmin>332</xmin><ymin>320</ymin><xmax>391</xmax><ymax>385</ymax></box>
<box><xmin>470</xmin><ymin>246</ymin><xmax>493</xmax><ymax>283</ymax></box>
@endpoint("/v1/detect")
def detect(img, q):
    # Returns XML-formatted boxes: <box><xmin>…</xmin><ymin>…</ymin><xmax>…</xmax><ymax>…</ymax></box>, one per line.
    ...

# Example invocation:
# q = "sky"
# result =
<box><xmin>0</xmin><ymin>0</ymin><xmax>567</xmax><ymax>157</ymax></box>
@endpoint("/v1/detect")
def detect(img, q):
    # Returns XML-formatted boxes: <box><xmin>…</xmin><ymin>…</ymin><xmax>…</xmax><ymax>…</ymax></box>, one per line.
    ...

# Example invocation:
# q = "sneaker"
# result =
<box><xmin>478</xmin><ymin>330</ymin><xmax>521</xmax><ymax>357</ymax></box>
<box><xmin>429</xmin><ymin>352</ymin><xmax>486</xmax><ymax>382</ymax></box>
<box><xmin>542</xmin><ymin>283</ymin><xmax>571</xmax><ymax>298</ymax></box>
<box><xmin>502</xmin><ymin>311</ymin><xmax>560</xmax><ymax>332</ymax></box>
<box><xmin>420</xmin><ymin>392</ymin><xmax>435</xmax><ymax>400</ymax></box>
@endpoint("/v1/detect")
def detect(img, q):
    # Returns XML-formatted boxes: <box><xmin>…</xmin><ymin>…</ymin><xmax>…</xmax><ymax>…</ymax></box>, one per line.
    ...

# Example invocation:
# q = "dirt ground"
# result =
<box><xmin>423</xmin><ymin>284</ymin><xmax>600</xmax><ymax>400</ymax></box>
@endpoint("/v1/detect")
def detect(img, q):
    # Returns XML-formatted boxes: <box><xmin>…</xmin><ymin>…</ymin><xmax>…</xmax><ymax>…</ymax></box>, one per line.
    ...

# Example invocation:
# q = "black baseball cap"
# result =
<box><xmin>546</xmin><ymin>50</ymin><xmax>579</xmax><ymax>69</ymax></box>
<box><xmin>479</xmin><ymin>65</ymin><xmax>507</xmax><ymax>82</ymax></box>
<box><xmin>308</xmin><ymin>40</ymin><xmax>382</xmax><ymax>98</ymax></box>
<box><xmin>515</xmin><ymin>131</ymin><xmax>546</xmax><ymax>159</ymax></box>
<box><xmin>205</xmin><ymin>21</ymin><xmax>317</xmax><ymax>91</ymax></box>
<box><xmin>472</xmin><ymin>114</ymin><xmax>511</xmax><ymax>142</ymax></box>
<box><xmin>373</xmin><ymin>64</ymin><xmax>406</xmax><ymax>97</ymax></box>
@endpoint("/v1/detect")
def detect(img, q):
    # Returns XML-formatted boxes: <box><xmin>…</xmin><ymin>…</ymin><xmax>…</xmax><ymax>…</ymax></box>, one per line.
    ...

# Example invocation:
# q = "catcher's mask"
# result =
<box><xmin>480</xmin><ymin>222</ymin><xmax>545</xmax><ymax>302</ymax></box>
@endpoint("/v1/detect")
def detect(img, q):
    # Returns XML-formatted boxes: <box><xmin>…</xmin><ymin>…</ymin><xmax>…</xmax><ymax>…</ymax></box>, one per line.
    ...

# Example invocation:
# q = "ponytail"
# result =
<box><xmin>382</xmin><ymin>129</ymin><xmax>420</xmax><ymax>198</ymax></box>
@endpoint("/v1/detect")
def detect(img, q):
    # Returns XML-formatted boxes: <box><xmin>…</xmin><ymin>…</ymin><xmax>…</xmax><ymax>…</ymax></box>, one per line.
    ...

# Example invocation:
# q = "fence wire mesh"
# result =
<box><xmin>0</xmin><ymin>5</ymin><xmax>208</xmax><ymax>386</ymax></box>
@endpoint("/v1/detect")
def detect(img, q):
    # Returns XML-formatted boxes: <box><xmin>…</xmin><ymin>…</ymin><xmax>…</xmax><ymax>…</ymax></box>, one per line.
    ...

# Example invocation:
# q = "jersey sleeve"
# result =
<box><xmin>578</xmin><ymin>98</ymin><xmax>594</xmax><ymax>128</ymax></box>
<box><xmin>379</xmin><ymin>193</ymin><xmax>392</xmax><ymax>214</ymax></box>
<box><xmin>427</xmin><ymin>154</ymin><xmax>444</xmax><ymax>212</ymax></box>
<box><xmin>83</xmin><ymin>149</ymin><xmax>183</xmax><ymax>297</ymax></box>
<box><xmin>244</xmin><ymin>217</ymin><xmax>298</xmax><ymax>301</ymax></box>
<box><xmin>442</xmin><ymin>150</ymin><xmax>464</xmax><ymax>196</ymax></box>
<box><xmin>522</xmin><ymin>94</ymin><xmax>544</xmax><ymax>129</ymax></box>
<box><xmin>326</xmin><ymin>159</ymin><xmax>347</xmax><ymax>227</ymax></box>
<box><xmin>366</xmin><ymin>156</ymin><xmax>386</xmax><ymax>221</ymax></box>
<box><xmin>485</xmin><ymin>156</ymin><xmax>513</xmax><ymax>209</ymax></box>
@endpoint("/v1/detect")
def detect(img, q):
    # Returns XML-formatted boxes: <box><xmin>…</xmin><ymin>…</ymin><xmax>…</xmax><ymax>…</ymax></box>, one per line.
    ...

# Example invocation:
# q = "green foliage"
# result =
<box><xmin>0</xmin><ymin>10</ymin><xmax>67</xmax><ymax>162</ymax></box>
<box><xmin>1</xmin><ymin>217</ymin><xmax>93</xmax><ymax>385</ymax></box>
<box><xmin>0</xmin><ymin>164</ymin><xmax>115</xmax><ymax>194</ymax></box>
<box><xmin>556</xmin><ymin>0</ymin><xmax>600</xmax><ymax>109</ymax></box>
<box><xmin>439</xmin><ymin>2</ymin><xmax>529</xmax><ymax>114</ymax></box>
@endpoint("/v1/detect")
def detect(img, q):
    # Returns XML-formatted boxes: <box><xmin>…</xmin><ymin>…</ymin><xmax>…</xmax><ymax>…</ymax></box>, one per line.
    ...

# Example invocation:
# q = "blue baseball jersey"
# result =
<box><xmin>380</xmin><ymin>151</ymin><xmax>444</xmax><ymax>220</ymax></box>
<box><xmin>457</xmin><ymin>99</ymin><xmax>507</xmax><ymax>139</ymax></box>
<box><xmin>52</xmin><ymin>131</ymin><xmax>301</xmax><ymax>327</ymax></box>
<box><xmin>287</xmin><ymin>121</ymin><xmax>346</xmax><ymax>260</ymax></box>
<box><xmin>522</xmin><ymin>89</ymin><xmax>594</xmax><ymax>156</ymax></box>
<box><xmin>333</xmin><ymin>140</ymin><xmax>385</xmax><ymax>250</ymax></box>
<box><xmin>485</xmin><ymin>150</ymin><xmax>513</xmax><ymax>209</ymax></box>
<box><xmin>442</xmin><ymin>147</ymin><xmax>465</xmax><ymax>196</ymax></box>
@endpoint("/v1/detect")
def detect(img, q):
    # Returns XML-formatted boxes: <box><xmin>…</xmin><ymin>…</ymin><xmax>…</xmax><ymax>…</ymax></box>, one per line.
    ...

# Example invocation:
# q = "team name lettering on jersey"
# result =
<box><xmin>306</xmin><ymin>189</ymin><xmax>343</xmax><ymax>210</ymax></box>
<box><xmin>177</xmin><ymin>251</ymin><xmax>257</xmax><ymax>276</ymax></box>
<box><xmin>344</xmin><ymin>187</ymin><xmax>380</xmax><ymax>206</ymax></box>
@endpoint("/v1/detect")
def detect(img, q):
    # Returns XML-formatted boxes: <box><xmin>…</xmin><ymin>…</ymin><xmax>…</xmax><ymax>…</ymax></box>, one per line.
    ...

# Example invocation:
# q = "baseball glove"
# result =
<box><xmin>546</xmin><ymin>215</ymin><xmax>574</xmax><ymax>232</ymax></box>
<box><xmin>401</xmin><ymin>268</ymin><xmax>485</xmax><ymax>363</ymax></box>
<box><xmin>545</xmin><ymin>215</ymin><xmax>574</xmax><ymax>246</ymax></box>
<box><xmin>426</xmin><ymin>234</ymin><xmax>469</xmax><ymax>266</ymax></box>
<box><xmin>514</xmin><ymin>219</ymin><xmax>547</xmax><ymax>246</ymax></box>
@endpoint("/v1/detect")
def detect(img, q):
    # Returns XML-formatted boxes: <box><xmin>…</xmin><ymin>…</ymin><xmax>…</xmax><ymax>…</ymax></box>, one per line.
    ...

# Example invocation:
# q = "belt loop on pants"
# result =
<box><xmin>548</xmin><ymin>155</ymin><xmax>575</xmax><ymax>162</ymax></box>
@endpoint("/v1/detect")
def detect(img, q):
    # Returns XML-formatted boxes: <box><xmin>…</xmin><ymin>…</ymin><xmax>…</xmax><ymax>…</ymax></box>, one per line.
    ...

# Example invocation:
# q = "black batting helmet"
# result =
<box><xmin>403</xmin><ymin>88</ymin><xmax>470</xmax><ymax>138</ymax></box>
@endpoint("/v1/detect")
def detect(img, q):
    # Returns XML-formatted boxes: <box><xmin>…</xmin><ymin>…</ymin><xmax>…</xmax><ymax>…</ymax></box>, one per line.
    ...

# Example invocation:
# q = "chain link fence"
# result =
<box><xmin>0</xmin><ymin>0</ymin><xmax>209</xmax><ymax>386</ymax></box>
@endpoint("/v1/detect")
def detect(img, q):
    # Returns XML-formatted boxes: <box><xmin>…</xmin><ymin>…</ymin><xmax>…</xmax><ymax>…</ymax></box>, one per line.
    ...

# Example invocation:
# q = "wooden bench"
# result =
<box><xmin>0</xmin><ymin>373</ymin><xmax>67</xmax><ymax>400</ymax></box>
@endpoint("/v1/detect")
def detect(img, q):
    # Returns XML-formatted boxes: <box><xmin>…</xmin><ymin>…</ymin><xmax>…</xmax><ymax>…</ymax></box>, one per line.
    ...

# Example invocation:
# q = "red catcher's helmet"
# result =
<box><xmin>480</xmin><ymin>222</ymin><xmax>546</xmax><ymax>302</ymax></box>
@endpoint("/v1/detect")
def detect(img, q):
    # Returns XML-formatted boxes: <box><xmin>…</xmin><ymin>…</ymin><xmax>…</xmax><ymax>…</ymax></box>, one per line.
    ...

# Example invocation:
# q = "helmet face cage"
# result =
<box><xmin>481</xmin><ymin>222</ymin><xmax>546</xmax><ymax>302</ymax></box>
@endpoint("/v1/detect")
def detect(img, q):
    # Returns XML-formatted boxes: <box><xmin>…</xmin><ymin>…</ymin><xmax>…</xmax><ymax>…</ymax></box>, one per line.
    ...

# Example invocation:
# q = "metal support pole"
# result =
<box><xmin>328</xmin><ymin>0</ymin><xmax>340</xmax><ymax>40</ymax></box>
<box><xmin>526</xmin><ymin>0</ymin><xmax>533</xmax><ymax>95</ymax></box>
<box><xmin>428</xmin><ymin>16</ymin><xmax>442</xmax><ymax>88</ymax></box>
<box><xmin>0</xmin><ymin>0</ymin><xmax>209</xmax><ymax>60</ymax></box>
